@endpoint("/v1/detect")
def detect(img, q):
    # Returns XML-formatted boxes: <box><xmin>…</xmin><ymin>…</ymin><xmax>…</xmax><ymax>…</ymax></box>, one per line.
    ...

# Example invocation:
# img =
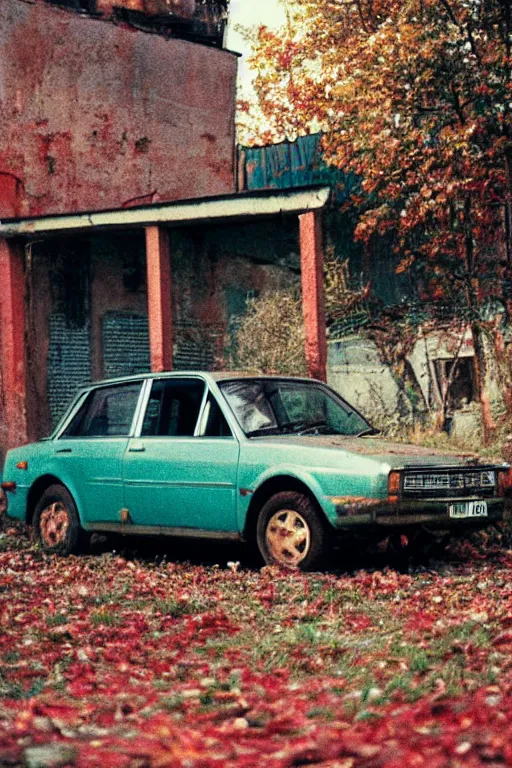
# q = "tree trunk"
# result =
<box><xmin>461</xmin><ymin>195</ymin><xmax>496</xmax><ymax>445</ymax></box>
<box><xmin>471</xmin><ymin>321</ymin><xmax>496</xmax><ymax>446</ymax></box>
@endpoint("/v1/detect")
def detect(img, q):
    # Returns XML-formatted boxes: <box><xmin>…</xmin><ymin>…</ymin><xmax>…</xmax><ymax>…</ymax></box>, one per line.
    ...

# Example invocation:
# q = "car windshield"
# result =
<box><xmin>219</xmin><ymin>379</ymin><xmax>374</xmax><ymax>438</ymax></box>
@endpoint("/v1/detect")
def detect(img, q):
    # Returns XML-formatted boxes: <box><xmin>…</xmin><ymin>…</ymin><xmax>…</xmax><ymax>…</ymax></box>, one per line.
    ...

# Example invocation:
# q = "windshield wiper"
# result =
<box><xmin>245</xmin><ymin>425</ymin><xmax>281</xmax><ymax>437</ymax></box>
<box><xmin>275</xmin><ymin>419</ymin><xmax>330</xmax><ymax>435</ymax></box>
<box><xmin>247</xmin><ymin>420</ymin><xmax>330</xmax><ymax>437</ymax></box>
<box><xmin>296</xmin><ymin>419</ymin><xmax>329</xmax><ymax>435</ymax></box>
<box><xmin>355</xmin><ymin>427</ymin><xmax>380</xmax><ymax>437</ymax></box>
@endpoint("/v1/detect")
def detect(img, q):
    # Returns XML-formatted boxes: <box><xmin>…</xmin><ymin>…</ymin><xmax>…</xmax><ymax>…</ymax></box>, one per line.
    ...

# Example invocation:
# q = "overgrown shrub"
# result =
<box><xmin>228</xmin><ymin>290</ymin><xmax>307</xmax><ymax>376</ymax></box>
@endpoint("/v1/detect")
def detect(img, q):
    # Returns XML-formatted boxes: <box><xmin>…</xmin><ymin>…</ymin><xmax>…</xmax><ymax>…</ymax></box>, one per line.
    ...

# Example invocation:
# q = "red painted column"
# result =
<box><xmin>299</xmin><ymin>211</ymin><xmax>327</xmax><ymax>382</ymax></box>
<box><xmin>145</xmin><ymin>226</ymin><xmax>173</xmax><ymax>372</ymax></box>
<box><xmin>0</xmin><ymin>237</ymin><xmax>28</xmax><ymax>453</ymax></box>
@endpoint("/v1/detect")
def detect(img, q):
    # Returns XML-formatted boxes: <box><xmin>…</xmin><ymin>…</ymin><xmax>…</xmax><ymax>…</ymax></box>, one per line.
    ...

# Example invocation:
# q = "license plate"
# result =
<box><xmin>449</xmin><ymin>501</ymin><xmax>488</xmax><ymax>519</ymax></box>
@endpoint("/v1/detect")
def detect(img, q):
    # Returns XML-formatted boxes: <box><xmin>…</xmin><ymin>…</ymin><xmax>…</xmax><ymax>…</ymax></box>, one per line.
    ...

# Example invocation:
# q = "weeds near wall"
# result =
<box><xmin>228</xmin><ymin>260</ymin><xmax>510</xmax><ymax>458</ymax></box>
<box><xmin>228</xmin><ymin>289</ymin><xmax>307</xmax><ymax>376</ymax></box>
<box><xmin>323</xmin><ymin>255</ymin><xmax>370</xmax><ymax>336</ymax></box>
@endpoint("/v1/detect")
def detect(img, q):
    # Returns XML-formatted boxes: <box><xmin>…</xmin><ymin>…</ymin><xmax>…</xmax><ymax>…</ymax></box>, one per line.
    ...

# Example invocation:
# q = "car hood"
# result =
<box><xmin>252</xmin><ymin>434</ymin><xmax>490</xmax><ymax>469</ymax></box>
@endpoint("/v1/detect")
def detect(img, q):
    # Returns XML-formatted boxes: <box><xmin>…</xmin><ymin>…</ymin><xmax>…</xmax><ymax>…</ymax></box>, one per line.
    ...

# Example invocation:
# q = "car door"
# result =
<box><xmin>123</xmin><ymin>377</ymin><xmax>240</xmax><ymax>532</ymax></box>
<box><xmin>54</xmin><ymin>381</ymin><xmax>144</xmax><ymax>523</ymax></box>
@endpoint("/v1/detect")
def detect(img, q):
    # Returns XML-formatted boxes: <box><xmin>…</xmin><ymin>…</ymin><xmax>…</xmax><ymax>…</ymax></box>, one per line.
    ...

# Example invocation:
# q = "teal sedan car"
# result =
<box><xmin>1</xmin><ymin>372</ymin><xmax>511</xmax><ymax>570</ymax></box>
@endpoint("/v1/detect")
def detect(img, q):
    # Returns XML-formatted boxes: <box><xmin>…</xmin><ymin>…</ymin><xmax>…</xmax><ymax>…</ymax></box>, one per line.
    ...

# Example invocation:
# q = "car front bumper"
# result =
<box><xmin>331</xmin><ymin>496</ymin><xmax>509</xmax><ymax>531</ymax></box>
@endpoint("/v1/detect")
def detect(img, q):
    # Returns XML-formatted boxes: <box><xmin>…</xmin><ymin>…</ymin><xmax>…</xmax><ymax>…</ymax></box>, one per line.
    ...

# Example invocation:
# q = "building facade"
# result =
<box><xmin>0</xmin><ymin>1</ymin><xmax>329</xmax><ymax>463</ymax></box>
<box><xmin>0</xmin><ymin>0</ymin><xmax>239</xmax><ymax>461</ymax></box>
<box><xmin>0</xmin><ymin>0</ymin><xmax>236</xmax><ymax>219</ymax></box>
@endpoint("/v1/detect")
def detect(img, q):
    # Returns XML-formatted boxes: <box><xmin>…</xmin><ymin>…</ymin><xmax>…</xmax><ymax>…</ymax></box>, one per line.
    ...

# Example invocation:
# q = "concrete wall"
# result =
<box><xmin>0</xmin><ymin>0</ymin><xmax>237</xmax><ymax>218</ymax></box>
<box><xmin>89</xmin><ymin>233</ymin><xmax>149</xmax><ymax>382</ymax></box>
<box><xmin>327</xmin><ymin>336</ymin><xmax>412</xmax><ymax>422</ymax></box>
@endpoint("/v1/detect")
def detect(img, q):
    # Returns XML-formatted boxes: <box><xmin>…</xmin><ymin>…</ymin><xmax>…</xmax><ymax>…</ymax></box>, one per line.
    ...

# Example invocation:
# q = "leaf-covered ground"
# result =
<box><xmin>2</xmin><ymin>524</ymin><xmax>512</xmax><ymax>767</ymax></box>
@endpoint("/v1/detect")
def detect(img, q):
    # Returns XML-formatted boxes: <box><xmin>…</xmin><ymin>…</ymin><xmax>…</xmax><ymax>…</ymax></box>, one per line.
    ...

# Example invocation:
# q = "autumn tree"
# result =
<box><xmin>243</xmin><ymin>0</ymin><xmax>512</xmax><ymax>442</ymax></box>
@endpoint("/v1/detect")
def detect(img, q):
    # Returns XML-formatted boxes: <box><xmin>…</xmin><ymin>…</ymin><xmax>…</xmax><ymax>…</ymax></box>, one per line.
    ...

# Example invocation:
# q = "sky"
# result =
<box><xmin>225</xmin><ymin>0</ymin><xmax>286</xmax><ymax>93</ymax></box>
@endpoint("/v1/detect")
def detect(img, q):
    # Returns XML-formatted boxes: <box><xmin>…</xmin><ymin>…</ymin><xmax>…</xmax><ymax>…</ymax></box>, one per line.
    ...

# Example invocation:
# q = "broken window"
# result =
<box><xmin>434</xmin><ymin>357</ymin><xmax>476</xmax><ymax>410</ymax></box>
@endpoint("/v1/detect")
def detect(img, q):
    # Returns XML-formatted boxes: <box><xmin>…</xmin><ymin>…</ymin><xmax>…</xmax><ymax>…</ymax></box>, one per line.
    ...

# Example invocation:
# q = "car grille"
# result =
<box><xmin>402</xmin><ymin>469</ymin><xmax>496</xmax><ymax>498</ymax></box>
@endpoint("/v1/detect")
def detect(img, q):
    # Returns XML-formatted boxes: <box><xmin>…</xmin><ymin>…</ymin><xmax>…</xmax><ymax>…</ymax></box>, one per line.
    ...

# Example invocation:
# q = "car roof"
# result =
<box><xmin>80</xmin><ymin>371</ymin><xmax>317</xmax><ymax>390</ymax></box>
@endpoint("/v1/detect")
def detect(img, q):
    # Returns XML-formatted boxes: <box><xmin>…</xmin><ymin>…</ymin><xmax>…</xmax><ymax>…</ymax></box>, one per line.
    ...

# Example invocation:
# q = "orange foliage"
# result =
<box><xmin>244</xmin><ymin>0</ymin><xmax>512</xmax><ymax>305</ymax></box>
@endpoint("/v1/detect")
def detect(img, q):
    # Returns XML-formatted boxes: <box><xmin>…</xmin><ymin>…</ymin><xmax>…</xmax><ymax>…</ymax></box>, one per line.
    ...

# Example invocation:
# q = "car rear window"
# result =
<box><xmin>61</xmin><ymin>383</ymin><xmax>143</xmax><ymax>438</ymax></box>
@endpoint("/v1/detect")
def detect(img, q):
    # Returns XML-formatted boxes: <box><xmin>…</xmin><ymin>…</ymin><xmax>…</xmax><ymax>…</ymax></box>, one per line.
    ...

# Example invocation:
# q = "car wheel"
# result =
<box><xmin>256</xmin><ymin>491</ymin><xmax>331</xmax><ymax>571</ymax></box>
<box><xmin>33</xmin><ymin>484</ymin><xmax>85</xmax><ymax>556</ymax></box>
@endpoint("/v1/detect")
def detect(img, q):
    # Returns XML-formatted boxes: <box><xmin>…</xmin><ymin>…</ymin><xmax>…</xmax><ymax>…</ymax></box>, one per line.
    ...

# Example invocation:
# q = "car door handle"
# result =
<box><xmin>128</xmin><ymin>442</ymin><xmax>145</xmax><ymax>453</ymax></box>
<box><xmin>56</xmin><ymin>448</ymin><xmax>72</xmax><ymax>454</ymax></box>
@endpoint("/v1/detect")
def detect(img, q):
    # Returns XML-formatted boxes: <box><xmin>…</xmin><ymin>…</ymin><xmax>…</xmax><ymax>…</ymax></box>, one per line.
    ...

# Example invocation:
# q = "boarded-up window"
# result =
<box><xmin>48</xmin><ymin>314</ymin><xmax>92</xmax><ymax>427</ymax></box>
<box><xmin>102</xmin><ymin>312</ymin><xmax>150</xmax><ymax>379</ymax></box>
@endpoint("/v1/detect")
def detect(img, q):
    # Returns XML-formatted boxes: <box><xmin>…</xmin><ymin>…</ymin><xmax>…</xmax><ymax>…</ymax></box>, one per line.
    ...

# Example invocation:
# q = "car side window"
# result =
<box><xmin>200</xmin><ymin>396</ymin><xmax>233</xmax><ymax>438</ymax></box>
<box><xmin>141</xmin><ymin>379</ymin><xmax>205</xmax><ymax>437</ymax></box>
<box><xmin>61</xmin><ymin>383</ymin><xmax>143</xmax><ymax>438</ymax></box>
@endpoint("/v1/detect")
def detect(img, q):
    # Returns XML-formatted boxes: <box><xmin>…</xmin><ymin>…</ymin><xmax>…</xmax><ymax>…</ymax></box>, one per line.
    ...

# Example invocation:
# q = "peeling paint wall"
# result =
<box><xmin>170</xmin><ymin>219</ymin><xmax>300</xmax><ymax>370</ymax></box>
<box><xmin>24</xmin><ymin>233</ymin><xmax>150</xmax><ymax>436</ymax></box>
<box><xmin>89</xmin><ymin>233</ymin><xmax>149</xmax><ymax>382</ymax></box>
<box><xmin>0</xmin><ymin>0</ymin><xmax>237</xmax><ymax>219</ymax></box>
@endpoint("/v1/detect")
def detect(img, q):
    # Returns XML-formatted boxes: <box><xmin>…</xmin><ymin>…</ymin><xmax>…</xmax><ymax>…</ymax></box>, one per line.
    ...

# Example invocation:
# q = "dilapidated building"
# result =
<box><xmin>0</xmin><ymin>0</ymin><xmax>235</xmax><ymax>218</ymax></box>
<box><xmin>238</xmin><ymin>134</ymin><xmax>495</xmax><ymax>431</ymax></box>
<box><xmin>0</xmin><ymin>0</ymin><xmax>330</xmax><ymax>463</ymax></box>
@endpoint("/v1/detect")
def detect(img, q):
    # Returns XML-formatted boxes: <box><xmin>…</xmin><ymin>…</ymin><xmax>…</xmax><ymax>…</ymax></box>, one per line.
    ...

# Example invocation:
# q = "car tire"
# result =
<box><xmin>33</xmin><ymin>484</ymin><xmax>85</xmax><ymax>556</ymax></box>
<box><xmin>256</xmin><ymin>491</ymin><xmax>331</xmax><ymax>571</ymax></box>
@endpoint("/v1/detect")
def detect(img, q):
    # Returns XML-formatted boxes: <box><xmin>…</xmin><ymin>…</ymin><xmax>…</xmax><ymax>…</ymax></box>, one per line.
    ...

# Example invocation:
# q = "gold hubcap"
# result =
<box><xmin>39</xmin><ymin>502</ymin><xmax>70</xmax><ymax>547</ymax></box>
<box><xmin>265</xmin><ymin>509</ymin><xmax>311</xmax><ymax>567</ymax></box>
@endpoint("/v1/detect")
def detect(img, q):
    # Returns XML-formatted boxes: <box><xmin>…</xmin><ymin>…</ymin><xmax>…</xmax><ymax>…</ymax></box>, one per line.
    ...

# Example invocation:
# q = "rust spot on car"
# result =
<box><xmin>239</xmin><ymin>488</ymin><xmax>254</xmax><ymax>497</ymax></box>
<box><xmin>304</xmin><ymin>436</ymin><xmax>481</xmax><ymax>461</ymax></box>
<box><xmin>332</xmin><ymin>496</ymin><xmax>382</xmax><ymax>516</ymax></box>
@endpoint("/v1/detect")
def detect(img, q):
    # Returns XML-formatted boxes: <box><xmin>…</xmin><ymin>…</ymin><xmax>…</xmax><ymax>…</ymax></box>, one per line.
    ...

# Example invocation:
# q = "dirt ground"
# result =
<box><xmin>2</xmin><ymin>520</ymin><xmax>512</xmax><ymax>767</ymax></box>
